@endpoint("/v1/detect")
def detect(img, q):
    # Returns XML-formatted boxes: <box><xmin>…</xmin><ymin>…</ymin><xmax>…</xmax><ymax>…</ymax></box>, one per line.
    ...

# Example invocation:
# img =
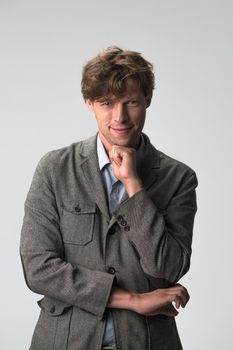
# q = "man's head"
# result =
<box><xmin>81</xmin><ymin>46</ymin><xmax>155</xmax><ymax>105</ymax></box>
<box><xmin>82</xmin><ymin>47</ymin><xmax>155</xmax><ymax>151</ymax></box>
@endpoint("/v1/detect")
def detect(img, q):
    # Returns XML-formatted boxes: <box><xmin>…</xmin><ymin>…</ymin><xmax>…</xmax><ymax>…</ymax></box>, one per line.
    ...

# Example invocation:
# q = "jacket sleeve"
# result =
<box><xmin>113</xmin><ymin>171</ymin><xmax>198</xmax><ymax>284</ymax></box>
<box><xmin>20</xmin><ymin>154</ymin><xmax>114</xmax><ymax>319</ymax></box>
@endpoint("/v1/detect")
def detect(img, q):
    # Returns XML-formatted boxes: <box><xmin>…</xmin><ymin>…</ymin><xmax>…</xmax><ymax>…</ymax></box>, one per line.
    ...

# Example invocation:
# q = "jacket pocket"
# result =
<box><xmin>60</xmin><ymin>201</ymin><xmax>96</xmax><ymax>245</ymax></box>
<box><xmin>30</xmin><ymin>297</ymin><xmax>72</xmax><ymax>350</ymax></box>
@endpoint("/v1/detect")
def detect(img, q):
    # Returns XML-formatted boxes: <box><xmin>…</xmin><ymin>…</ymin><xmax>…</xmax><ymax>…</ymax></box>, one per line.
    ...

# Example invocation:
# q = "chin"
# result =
<box><xmin>115</xmin><ymin>140</ymin><xmax>137</xmax><ymax>148</ymax></box>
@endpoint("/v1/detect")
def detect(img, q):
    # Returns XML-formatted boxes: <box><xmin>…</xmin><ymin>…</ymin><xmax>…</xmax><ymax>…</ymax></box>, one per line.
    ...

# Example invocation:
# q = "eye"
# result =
<box><xmin>100</xmin><ymin>101</ymin><xmax>111</xmax><ymax>106</ymax></box>
<box><xmin>127</xmin><ymin>100</ymin><xmax>139</xmax><ymax>106</ymax></box>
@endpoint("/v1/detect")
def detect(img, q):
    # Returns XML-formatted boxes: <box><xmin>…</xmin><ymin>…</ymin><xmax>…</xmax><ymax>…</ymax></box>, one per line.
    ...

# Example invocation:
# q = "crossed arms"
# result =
<box><xmin>20</xmin><ymin>143</ymin><xmax>197</xmax><ymax>319</ymax></box>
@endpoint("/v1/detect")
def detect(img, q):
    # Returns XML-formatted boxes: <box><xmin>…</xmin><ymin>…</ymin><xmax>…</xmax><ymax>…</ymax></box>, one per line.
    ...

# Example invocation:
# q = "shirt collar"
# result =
<box><xmin>97</xmin><ymin>135</ymin><xmax>110</xmax><ymax>171</ymax></box>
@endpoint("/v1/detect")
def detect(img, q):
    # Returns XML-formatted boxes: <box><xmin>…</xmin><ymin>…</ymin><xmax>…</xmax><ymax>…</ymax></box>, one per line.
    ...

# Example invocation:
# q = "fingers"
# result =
<box><xmin>170</xmin><ymin>284</ymin><xmax>190</xmax><ymax>309</ymax></box>
<box><xmin>163</xmin><ymin>303</ymin><xmax>179</xmax><ymax>317</ymax></box>
<box><xmin>109</xmin><ymin>145</ymin><xmax>135</xmax><ymax>164</ymax></box>
<box><xmin>109</xmin><ymin>145</ymin><xmax>139</xmax><ymax>186</ymax></box>
<box><xmin>109</xmin><ymin>148</ymin><xmax>123</xmax><ymax>167</ymax></box>
<box><xmin>149</xmin><ymin>303</ymin><xmax>179</xmax><ymax>317</ymax></box>
<box><xmin>156</xmin><ymin>284</ymin><xmax>189</xmax><ymax>311</ymax></box>
<box><xmin>110</xmin><ymin>154</ymin><xmax>122</xmax><ymax>167</ymax></box>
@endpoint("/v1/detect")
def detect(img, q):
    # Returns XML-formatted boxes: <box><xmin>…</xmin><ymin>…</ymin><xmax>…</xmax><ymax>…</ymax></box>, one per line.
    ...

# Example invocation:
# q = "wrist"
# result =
<box><xmin>123</xmin><ymin>177</ymin><xmax>143</xmax><ymax>197</ymax></box>
<box><xmin>130</xmin><ymin>292</ymin><xmax>141</xmax><ymax>313</ymax></box>
<box><xmin>108</xmin><ymin>287</ymin><xmax>138</xmax><ymax>312</ymax></box>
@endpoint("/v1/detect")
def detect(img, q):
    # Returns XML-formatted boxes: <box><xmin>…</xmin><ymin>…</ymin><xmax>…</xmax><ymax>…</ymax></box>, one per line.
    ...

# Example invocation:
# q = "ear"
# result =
<box><xmin>85</xmin><ymin>99</ymin><xmax>94</xmax><ymax>112</ymax></box>
<box><xmin>146</xmin><ymin>98</ymin><xmax>151</xmax><ymax>108</ymax></box>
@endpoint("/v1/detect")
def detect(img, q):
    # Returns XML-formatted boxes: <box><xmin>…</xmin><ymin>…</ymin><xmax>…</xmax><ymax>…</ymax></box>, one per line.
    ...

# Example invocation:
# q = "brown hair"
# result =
<box><xmin>81</xmin><ymin>46</ymin><xmax>155</xmax><ymax>104</ymax></box>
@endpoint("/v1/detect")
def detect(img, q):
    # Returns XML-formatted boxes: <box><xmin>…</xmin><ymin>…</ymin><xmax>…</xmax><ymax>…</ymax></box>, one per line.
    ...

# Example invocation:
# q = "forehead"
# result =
<box><xmin>99</xmin><ymin>78</ymin><xmax>145</xmax><ymax>103</ymax></box>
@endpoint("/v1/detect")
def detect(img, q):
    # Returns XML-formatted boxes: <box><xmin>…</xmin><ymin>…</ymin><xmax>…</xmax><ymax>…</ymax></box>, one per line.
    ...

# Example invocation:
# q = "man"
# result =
<box><xmin>20</xmin><ymin>47</ymin><xmax>198</xmax><ymax>350</ymax></box>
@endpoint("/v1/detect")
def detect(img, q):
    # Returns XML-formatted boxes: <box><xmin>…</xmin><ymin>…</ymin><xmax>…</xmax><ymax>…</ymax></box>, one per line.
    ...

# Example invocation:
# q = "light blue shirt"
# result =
<box><xmin>97</xmin><ymin>134</ymin><xmax>145</xmax><ymax>347</ymax></box>
<box><xmin>97</xmin><ymin>136</ymin><xmax>125</xmax><ymax>214</ymax></box>
<box><xmin>97</xmin><ymin>135</ymin><xmax>124</xmax><ymax>347</ymax></box>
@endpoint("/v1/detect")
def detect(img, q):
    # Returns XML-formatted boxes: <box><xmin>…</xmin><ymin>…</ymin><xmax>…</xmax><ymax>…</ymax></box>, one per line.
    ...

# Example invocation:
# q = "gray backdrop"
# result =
<box><xmin>0</xmin><ymin>0</ymin><xmax>232</xmax><ymax>349</ymax></box>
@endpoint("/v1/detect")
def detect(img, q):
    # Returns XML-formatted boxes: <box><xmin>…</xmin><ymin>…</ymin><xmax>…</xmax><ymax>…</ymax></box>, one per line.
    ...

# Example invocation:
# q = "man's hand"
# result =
<box><xmin>133</xmin><ymin>284</ymin><xmax>190</xmax><ymax>317</ymax></box>
<box><xmin>109</xmin><ymin>145</ymin><xmax>143</xmax><ymax>197</ymax></box>
<box><xmin>108</xmin><ymin>284</ymin><xmax>190</xmax><ymax>317</ymax></box>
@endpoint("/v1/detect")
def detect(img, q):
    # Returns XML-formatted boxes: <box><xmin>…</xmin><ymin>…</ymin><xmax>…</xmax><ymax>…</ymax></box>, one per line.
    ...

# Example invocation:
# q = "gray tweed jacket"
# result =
<box><xmin>20</xmin><ymin>133</ymin><xmax>198</xmax><ymax>350</ymax></box>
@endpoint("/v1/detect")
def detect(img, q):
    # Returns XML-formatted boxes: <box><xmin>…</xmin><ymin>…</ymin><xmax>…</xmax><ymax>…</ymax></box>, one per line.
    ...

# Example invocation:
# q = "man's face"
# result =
<box><xmin>86</xmin><ymin>79</ymin><xmax>149</xmax><ymax>152</ymax></box>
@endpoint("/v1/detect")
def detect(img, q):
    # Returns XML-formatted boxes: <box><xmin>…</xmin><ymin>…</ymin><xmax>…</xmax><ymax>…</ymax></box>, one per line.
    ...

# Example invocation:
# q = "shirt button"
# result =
<box><xmin>108</xmin><ymin>267</ymin><xmax>116</xmax><ymax>275</ymax></box>
<box><xmin>124</xmin><ymin>225</ymin><xmax>130</xmax><ymax>232</ymax></box>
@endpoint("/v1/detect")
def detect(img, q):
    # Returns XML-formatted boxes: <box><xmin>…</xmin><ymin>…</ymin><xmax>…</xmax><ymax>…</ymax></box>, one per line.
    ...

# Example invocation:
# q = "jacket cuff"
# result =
<box><xmin>74</xmin><ymin>269</ymin><xmax>115</xmax><ymax>319</ymax></box>
<box><xmin>113</xmin><ymin>189</ymin><xmax>160</xmax><ymax>241</ymax></box>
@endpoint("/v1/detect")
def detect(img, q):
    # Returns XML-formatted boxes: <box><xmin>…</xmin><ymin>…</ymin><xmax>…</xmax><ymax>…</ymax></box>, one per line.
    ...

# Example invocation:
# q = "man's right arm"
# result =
<box><xmin>20</xmin><ymin>155</ymin><xmax>114</xmax><ymax>319</ymax></box>
<box><xmin>108</xmin><ymin>285</ymin><xmax>189</xmax><ymax>317</ymax></box>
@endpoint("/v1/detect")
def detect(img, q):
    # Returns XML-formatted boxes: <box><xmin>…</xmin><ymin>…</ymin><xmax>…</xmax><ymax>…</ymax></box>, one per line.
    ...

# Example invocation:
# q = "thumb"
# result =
<box><xmin>158</xmin><ymin>303</ymin><xmax>179</xmax><ymax>317</ymax></box>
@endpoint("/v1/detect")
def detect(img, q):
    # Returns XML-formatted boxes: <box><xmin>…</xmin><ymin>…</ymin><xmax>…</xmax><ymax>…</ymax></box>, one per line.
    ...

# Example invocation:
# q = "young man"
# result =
<box><xmin>20</xmin><ymin>47</ymin><xmax>198</xmax><ymax>350</ymax></box>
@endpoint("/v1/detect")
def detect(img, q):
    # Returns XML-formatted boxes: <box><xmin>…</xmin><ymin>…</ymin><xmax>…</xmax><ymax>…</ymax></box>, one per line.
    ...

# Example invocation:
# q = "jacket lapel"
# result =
<box><xmin>138</xmin><ymin>134</ymin><xmax>160</xmax><ymax>190</ymax></box>
<box><xmin>78</xmin><ymin>135</ymin><xmax>110</xmax><ymax>221</ymax></box>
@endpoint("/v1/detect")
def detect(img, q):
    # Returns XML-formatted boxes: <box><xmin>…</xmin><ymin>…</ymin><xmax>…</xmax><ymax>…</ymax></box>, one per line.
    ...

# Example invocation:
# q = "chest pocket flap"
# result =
<box><xmin>61</xmin><ymin>201</ymin><xmax>96</xmax><ymax>245</ymax></box>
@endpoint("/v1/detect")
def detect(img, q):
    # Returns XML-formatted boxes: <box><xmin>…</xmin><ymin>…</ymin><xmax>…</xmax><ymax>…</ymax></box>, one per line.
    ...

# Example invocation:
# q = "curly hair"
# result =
<box><xmin>81</xmin><ymin>46</ymin><xmax>155</xmax><ymax>104</ymax></box>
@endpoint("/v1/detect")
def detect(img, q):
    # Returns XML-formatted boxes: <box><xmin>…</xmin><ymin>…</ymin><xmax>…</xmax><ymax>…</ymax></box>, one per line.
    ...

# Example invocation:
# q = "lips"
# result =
<box><xmin>111</xmin><ymin>126</ymin><xmax>133</xmax><ymax>134</ymax></box>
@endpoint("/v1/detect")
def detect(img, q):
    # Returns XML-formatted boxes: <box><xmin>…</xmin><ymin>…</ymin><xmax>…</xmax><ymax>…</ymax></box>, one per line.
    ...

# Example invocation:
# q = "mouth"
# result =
<box><xmin>110</xmin><ymin>126</ymin><xmax>133</xmax><ymax>135</ymax></box>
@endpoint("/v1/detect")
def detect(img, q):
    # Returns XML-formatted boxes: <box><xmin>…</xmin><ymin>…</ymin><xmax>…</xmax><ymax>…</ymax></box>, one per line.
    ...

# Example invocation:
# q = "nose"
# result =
<box><xmin>113</xmin><ymin>103</ymin><xmax>128</xmax><ymax>123</ymax></box>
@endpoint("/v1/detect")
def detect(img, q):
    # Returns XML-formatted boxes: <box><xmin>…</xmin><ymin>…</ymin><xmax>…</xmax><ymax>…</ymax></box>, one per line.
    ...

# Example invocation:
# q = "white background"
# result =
<box><xmin>0</xmin><ymin>0</ymin><xmax>232</xmax><ymax>349</ymax></box>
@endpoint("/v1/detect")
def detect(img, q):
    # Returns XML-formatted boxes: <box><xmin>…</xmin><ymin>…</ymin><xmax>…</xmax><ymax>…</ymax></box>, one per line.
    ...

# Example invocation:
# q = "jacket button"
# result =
<box><xmin>124</xmin><ymin>225</ymin><xmax>130</xmax><ymax>232</ymax></box>
<box><xmin>75</xmin><ymin>205</ymin><xmax>81</xmax><ymax>212</ymax></box>
<box><xmin>121</xmin><ymin>220</ymin><xmax>127</xmax><ymax>226</ymax></box>
<box><xmin>117</xmin><ymin>215</ymin><xmax>124</xmax><ymax>223</ymax></box>
<box><xmin>108</xmin><ymin>267</ymin><xmax>116</xmax><ymax>275</ymax></box>
<box><xmin>50</xmin><ymin>305</ymin><xmax>56</xmax><ymax>314</ymax></box>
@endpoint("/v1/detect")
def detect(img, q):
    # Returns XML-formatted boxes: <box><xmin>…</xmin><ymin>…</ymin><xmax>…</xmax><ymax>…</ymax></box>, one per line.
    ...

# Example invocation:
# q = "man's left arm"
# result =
<box><xmin>109</xmin><ymin>145</ymin><xmax>198</xmax><ymax>284</ymax></box>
